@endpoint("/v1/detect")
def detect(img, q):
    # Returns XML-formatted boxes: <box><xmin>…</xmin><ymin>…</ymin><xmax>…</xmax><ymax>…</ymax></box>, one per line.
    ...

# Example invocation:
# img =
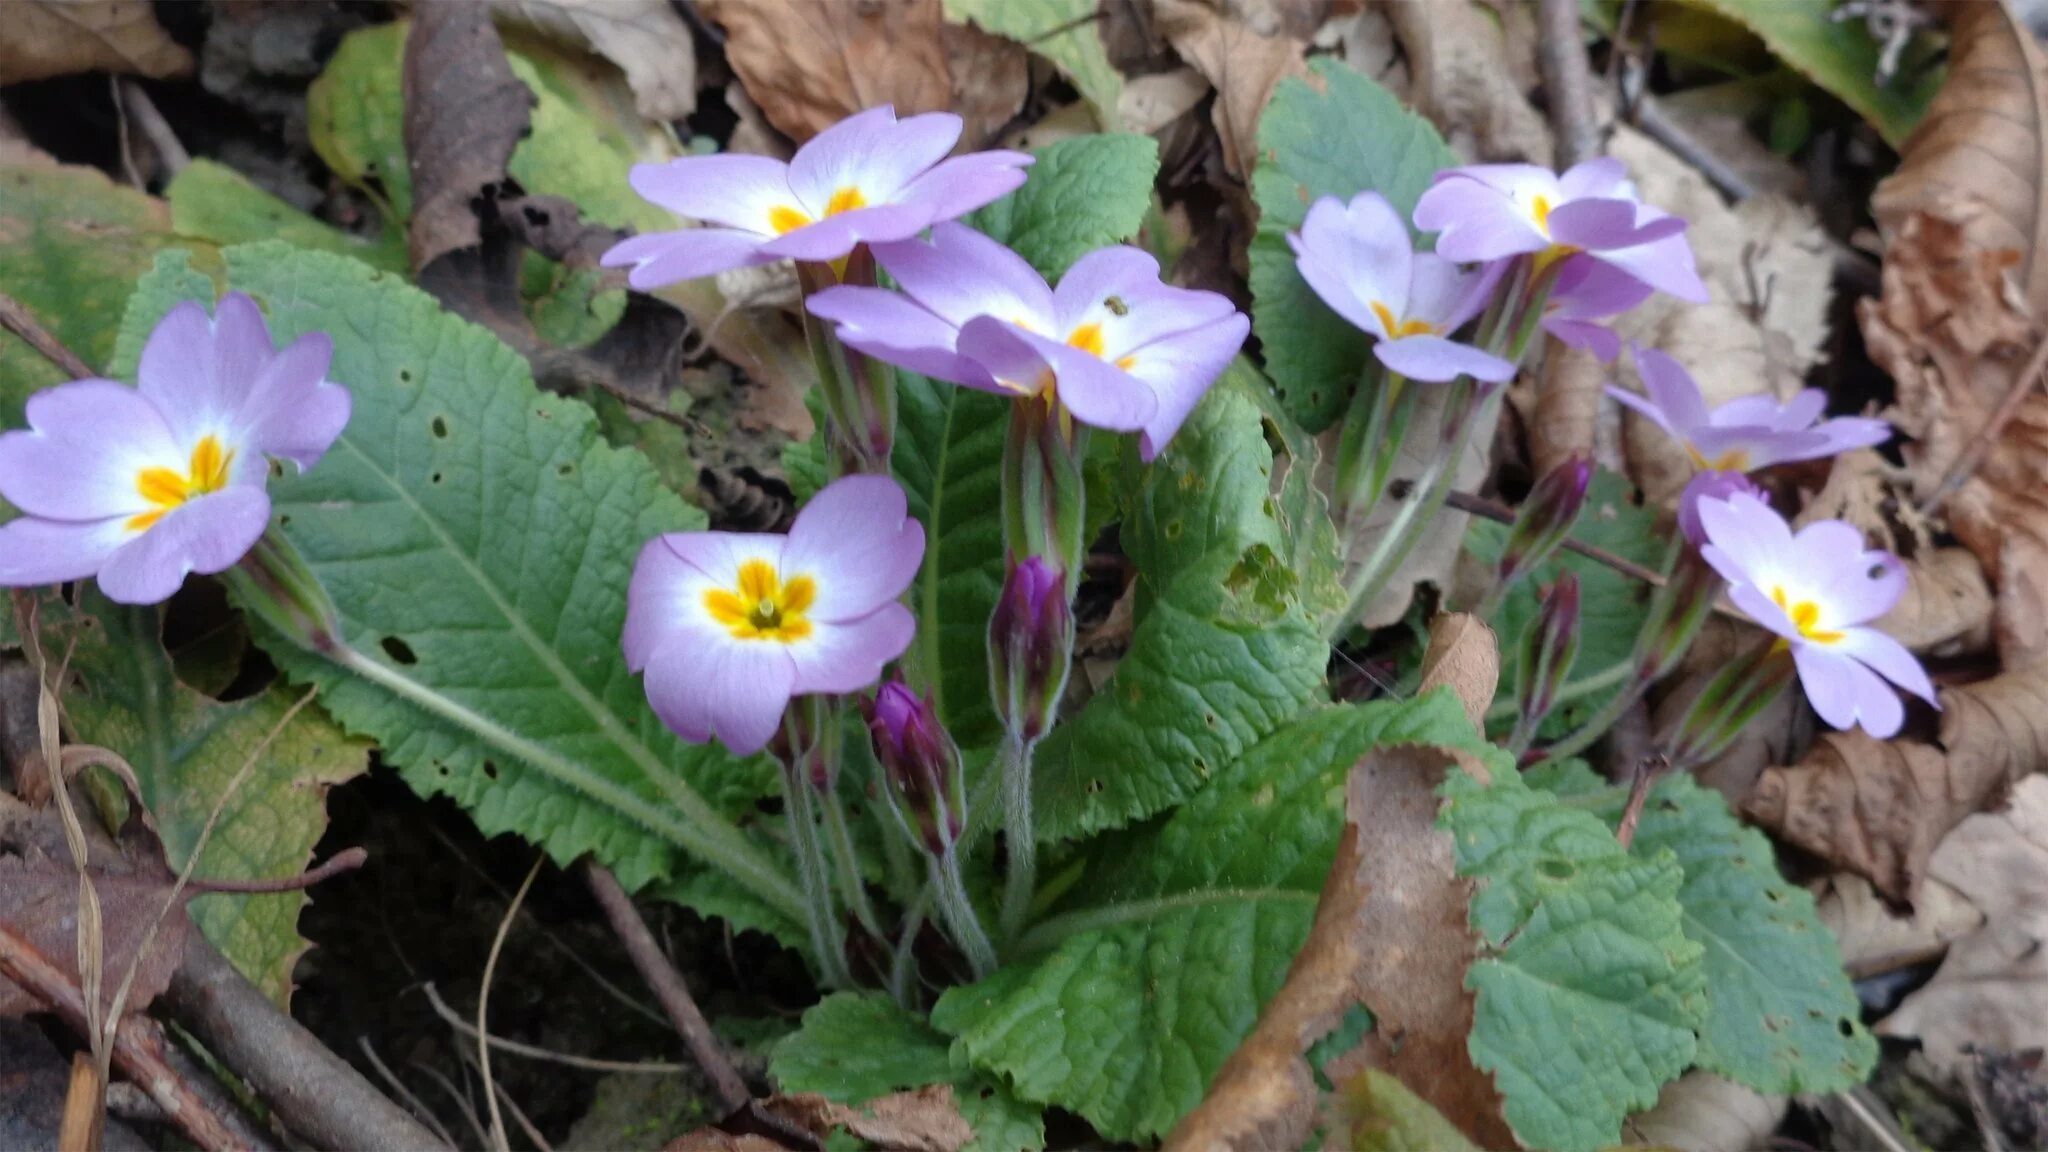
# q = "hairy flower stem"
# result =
<box><xmin>781</xmin><ymin>756</ymin><xmax>854</xmax><ymax>989</ymax></box>
<box><xmin>888</xmin><ymin>896</ymin><xmax>929</xmax><ymax>1009</ymax></box>
<box><xmin>797</xmin><ymin>252</ymin><xmax>896</xmax><ymax>476</ymax></box>
<box><xmin>822</xmin><ymin>787</ymin><xmax>884</xmax><ymax>940</ymax></box>
<box><xmin>932</xmin><ymin>846</ymin><xmax>998</xmax><ymax>979</ymax></box>
<box><xmin>996</xmin><ymin>731</ymin><xmax>1039</xmax><ymax>943</ymax></box>
<box><xmin>1334</xmin><ymin>367</ymin><xmax>1417</xmax><ymax>534</ymax></box>
<box><xmin>1339</xmin><ymin>377</ymin><xmax>1482</xmax><ymax>628</ymax></box>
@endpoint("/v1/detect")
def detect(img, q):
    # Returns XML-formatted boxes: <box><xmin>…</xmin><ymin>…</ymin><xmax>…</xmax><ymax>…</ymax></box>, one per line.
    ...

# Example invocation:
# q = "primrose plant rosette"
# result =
<box><xmin>0</xmin><ymin>293</ymin><xmax>350</xmax><ymax>605</ymax></box>
<box><xmin>624</xmin><ymin>475</ymin><xmax>925</xmax><ymax>756</ymax></box>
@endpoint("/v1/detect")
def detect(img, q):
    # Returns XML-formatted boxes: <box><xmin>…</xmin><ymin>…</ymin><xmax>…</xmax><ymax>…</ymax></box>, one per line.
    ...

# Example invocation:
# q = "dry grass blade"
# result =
<box><xmin>422</xmin><ymin>982</ymin><xmax>690</xmax><ymax>1074</ymax></box>
<box><xmin>479</xmin><ymin>854</ymin><xmax>544</xmax><ymax>1152</ymax></box>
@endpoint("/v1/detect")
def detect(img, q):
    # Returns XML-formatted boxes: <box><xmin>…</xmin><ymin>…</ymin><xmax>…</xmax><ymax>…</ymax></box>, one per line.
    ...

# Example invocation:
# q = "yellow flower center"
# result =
<box><xmin>1687</xmin><ymin>445</ymin><xmax>1752</xmax><ymax>472</ymax></box>
<box><xmin>1531</xmin><ymin>194</ymin><xmax>1553</xmax><ymax>232</ymax></box>
<box><xmin>1771</xmin><ymin>586</ymin><xmax>1843</xmax><ymax>646</ymax></box>
<box><xmin>768</xmin><ymin>185</ymin><xmax>870</xmax><ymax>235</ymax></box>
<box><xmin>704</xmin><ymin>558</ymin><xmax>816</xmax><ymax>643</ymax></box>
<box><xmin>129</xmin><ymin>435</ymin><xmax>234</xmax><ymax>532</ymax></box>
<box><xmin>1369</xmin><ymin>301</ymin><xmax>1438</xmax><ymax>339</ymax></box>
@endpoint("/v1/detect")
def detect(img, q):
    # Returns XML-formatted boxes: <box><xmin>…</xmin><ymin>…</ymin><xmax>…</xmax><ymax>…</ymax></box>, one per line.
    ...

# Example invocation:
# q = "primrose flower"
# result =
<box><xmin>1676</xmin><ymin>469</ymin><xmax>1761</xmax><ymax>547</ymax></box>
<box><xmin>1696</xmin><ymin>491</ymin><xmax>1936</xmax><ymax>738</ymax></box>
<box><xmin>1609</xmin><ymin>347</ymin><xmax>1891</xmax><ymax>473</ymax></box>
<box><xmin>0</xmin><ymin>294</ymin><xmax>350</xmax><ymax>605</ymax></box>
<box><xmin>624</xmin><ymin>474</ymin><xmax>924</xmax><ymax>756</ymax></box>
<box><xmin>807</xmin><ymin>223</ymin><xmax>1247</xmax><ymax>459</ymax></box>
<box><xmin>1414</xmin><ymin>158</ymin><xmax>1709</xmax><ymax>304</ymax></box>
<box><xmin>1287</xmin><ymin>192</ymin><xmax>1512</xmax><ymax>384</ymax></box>
<box><xmin>1539</xmin><ymin>255</ymin><xmax>1653</xmax><ymax>362</ymax></box>
<box><xmin>602</xmin><ymin>106</ymin><xmax>1032</xmax><ymax>290</ymax></box>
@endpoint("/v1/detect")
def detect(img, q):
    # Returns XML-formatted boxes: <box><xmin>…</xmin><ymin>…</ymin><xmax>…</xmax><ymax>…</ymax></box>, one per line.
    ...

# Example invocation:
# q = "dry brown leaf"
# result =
<box><xmin>1118</xmin><ymin>67</ymin><xmax>1211</xmax><ymax>136</ymax></box>
<box><xmin>697</xmin><ymin>0</ymin><xmax>1026</xmax><ymax>147</ymax></box>
<box><xmin>1153</xmin><ymin>0</ymin><xmax>1309</xmax><ymax>178</ymax></box>
<box><xmin>0</xmin><ymin>0</ymin><xmax>193</xmax><ymax>86</ymax></box>
<box><xmin>1624</xmin><ymin>1072</ymin><xmax>1786</xmax><ymax>1152</ymax></box>
<box><xmin>1881</xmin><ymin>777</ymin><xmax>2048</xmax><ymax>1077</ymax></box>
<box><xmin>1381</xmin><ymin>0</ymin><xmax>1551</xmax><ymax>164</ymax></box>
<box><xmin>487</xmin><ymin>0</ymin><xmax>699</xmax><ymax>121</ymax></box>
<box><xmin>664</xmin><ymin>1088</ymin><xmax>972</xmax><ymax>1152</ymax></box>
<box><xmin>1879</xmin><ymin>548</ymin><xmax>1996</xmax><ymax>656</ymax></box>
<box><xmin>1417</xmin><ymin>612</ymin><xmax>1499</xmax><ymax>727</ymax></box>
<box><xmin>1872</xmin><ymin>0</ymin><xmax>2048</xmax><ymax>306</ymax></box>
<box><xmin>403</xmin><ymin>3</ymin><xmax>535</xmax><ymax>273</ymax></box>
<box><xmin>1813</xmin><ymin>872</ymin><xmax>1981</xmax><ymax>979</ymax></box>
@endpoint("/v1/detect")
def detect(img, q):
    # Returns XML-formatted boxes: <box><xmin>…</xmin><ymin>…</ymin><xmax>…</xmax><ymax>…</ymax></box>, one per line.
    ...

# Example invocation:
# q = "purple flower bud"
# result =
<box><xmin>1498</xmin><ymin>454</ymin><xmax>1594</xmax><ymax>590</ymax></box>
<box><xmin>1510</xmin><ymin>572</ymin><xmax>1582</xmax><ymax>752</ymax></box>
<box><xmin>989</xmin><ymin>555</ymin><xmax>1074</xmax><ymax>742</ymax></box>
<box><xmin>1660</xmin><ymin>642</ymin><xmax>1798</xmax><ymax>771</ymax></box>
<box><xmin>863</xmin><ymin>678</ymin><xmax>965</xmax><ymax>856</ymax></box>
<box><xmin>1676</xmin><ymin>470</ymin><xmax>1762</xmax><ymax>548</ymax></box>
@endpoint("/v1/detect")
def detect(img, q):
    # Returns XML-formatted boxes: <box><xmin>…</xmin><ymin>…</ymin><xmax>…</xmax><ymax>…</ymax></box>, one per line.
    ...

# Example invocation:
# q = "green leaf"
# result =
<box><xmin>935</xmin><ymin>694</ymin><xmax>1483</xmax><ymax>1142</ymax></box>
<box><xmin>115</xmin><ymin>243</ymin><xmax>800</xmax><ymax>937</ymax></box>
<box><xmin>1464</xmin><ymin>469</ymin><xmax>1662</xmax><ymax>739</ymax></box>
<box><xmin>1250</xmin><ymin>60</ymin><xmax>1458</xmax><ymax>432</ymax></box>
<box><xmin>0</xmin><ymin>164</ymin><xmax>222</xmax><ymax>422</ymax></box>
<box><xmin>1032</xmin><ymin>377</ymin><xmax>1329</xmax><ymax>843</ymax></box>
<box><xmin>1679</xmin><ymin>0</ymin><xmax>1939</xmax><ymax>147</ymax></box>
<box><xmin>58</xmin><ymin>589</ymin><xmax>368</xmax><ymax>1006</ymax></box>
<box><xmin>773</xmin><ymin>993</ymin><xmax>1045</xmax><ymax>1152</ymax></box>
<box><xmin>167</xmin><ymin>159</ymin><xmax>408</xmax><ymax>273</ymax></box>
<box><xmin>110</xmin><ymin>251</ymin><xmax>222</xmax><ymax>378</ymax></box>
<box><xmin>1531</xmin><ymin>767</ymin><xmax>1877</xmax><ymax>1094</ymax></box>
<box><xmin>968</xmin><ymin>134</ymin><xmax>1160</xmax><ymax>282</ymax></box>
<box><xmin>1325</xmin><ymin>1067</ymin><xmax>1483</xmax><ymax>1152</ymax></box>
<box><xmin>1441</xmin><ymin>767</ymin><xmax>1705</xmax><ymax>1152</ymax></box>
<box><xmin>943</xmin><ymin>0</ymin><xmax>1123</xmax><ymax>129</ymax></box>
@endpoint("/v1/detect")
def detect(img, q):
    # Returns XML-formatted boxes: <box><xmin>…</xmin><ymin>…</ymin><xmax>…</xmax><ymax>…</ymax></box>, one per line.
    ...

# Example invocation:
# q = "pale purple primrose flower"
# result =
<box><xmin>1286</xmin><ymin>192</ymin><xmax>1513</xmax><ymax>384</ymax></box>
<box><xmin>1676</xmin><ymin>469</ymin><xmax>1762</xmax><ymax>547</ymax></box>
<box><xmin>1609</xmin><ymin>346</ymin><xmax>1891</xmax><ymax>472</ymax></box>
<box><xmin>602</xmin><ymin>105</ymin><xmax>1032</xmax><ymax>290</ymax></box>
<box><xmin>1697</xmin><ymin>491</ymin><xmax>1936</xmax><ymax>739</ymax></box>
<box><xmin>1540</xmin><ymin>255</ymin><xmax>1653</xmax><ymax>362</ymax></box>
<box><xmin>807</xmin><ymin>223</ymin><xmax>1248</xmax><ymax>460</ymax></box>
<box><xmin>0</xmin><ymin>294</ymin><xmax>350</xmax><ymax>606</ymax></box>
<box><xmin>1414</xmin><ymin>158</ymin><xmax>1710</xmax><ymax>304</ymax></box>
<box><xmin>623</xmin><ymin>474</ymin><xmax>924</xmax><ymax>756</ymax></box>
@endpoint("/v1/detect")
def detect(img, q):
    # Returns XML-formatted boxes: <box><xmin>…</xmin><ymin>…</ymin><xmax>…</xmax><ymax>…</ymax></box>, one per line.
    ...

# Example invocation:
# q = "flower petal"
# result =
<box><xmin>872</xmin><ymin>223</ymin><xmax>1055</xmax><ymax>332</ymax></box>
<box><xmin>1121</xmin><ymin>312</ymin><xmax>1250</xmax><ymax>460</ymax></box>
<box><xmin>1725</xmin><ymin>579</ymin><xmax>1800</xmax><ymax>643</ymax></box>
<box><xmin>604</xmin><ymin>228</ymin><xmax>775</xmax><ymax>290</ymax></box>
<box><xmin>1594</xmin><ymin>228</ymin><xmax>1710</xmax><ymax>303</ymax></box>
<box><xmin>236</xmin><ymin>331</ymin><xmax>350</xmax><ymax>472</ymax></box>
<box><xmin>1633</xmin><ymin>346</ymin><xmax>1712</xmax><ymax>432</ymax></box>
<box><xmin>1413</xmin><ymin>175</ymin><xmax>1549</xmax><ymax>263</ymax></box>
<box><xmin>96</xmin><ymin>485</ymin><xmax>270</xmax><ymax>605</ymax></box>
<box><xmin>627</xmin><ymin>154</ymin><xmax>790</xmax><ymax>234</ymax></box>
<box><xmin>1604</xmin><ymin>382</ymin><xmax>1679</xmax><ymax>437</ymax></box>
<box><xmin>1794</xmin><ymin>641</ymin><xmax>1903</xmax><ymax>738</ymax></box>
<box><xmin>894</xmin><ymin>150</ymin><xmax>1033</xmax><ymax>222</ymax></box>
<box><xmin>1559</xmin><ymin>156</ymin><xmax>1629</xmax><ymax>199</ymax></box>
<box><xmin>782</xmin><ymin>475</ymin><xmax>926</xmax><ymax>621</ymax></box>
<box><xmin>1546</xmin><ymin>317</ymin><xmax>1622</xmax><ymax>362</ymax></box>
<box><xmin>642</xmin><ymin>632</ymin><xmax>795</xmax><ymax>756</ymax></box>
<box><xmin>140</xmin><ymin>295</ymin><xmax>274</xmax><ymax>442</ymax></box>
<box><xmin>1836</xmin><ymin>625</ymin><xmax>1937</xmax><ymax>705</ymax></box>
<box><xmin>0</xmin><ymin>379</ymin><xmax>182</xmax><ymax>520</ymax></box>
<box><xmin>806</xmin><ymin>286</ymin><xmax>997</xmax><ymax>389</ymax></box>
<box><xmin>1813</xmin><ymin>546</ymin><xmax>1906</xmax><ymax>627</ymax></box>
<box><xmin>623</xmin><ymin>534</ymin><xmax>721</xmax><ymax>672</ymax></box>
<box><xmin>758</xmin><ymin>202</ymin><xmax>937</xmax><ymax>262</ymax></box>
<box><xmin>1549</xmin><ymin>255</ymin><xmax>1653</xmax><ymax>320</ymax></box>
<box><xmin>1775</xmin><ymin>416</ymin><xmax>1892</xmax><ymax>463</ymax></box>
<box><xmin>1053</xmin><ymin>245</ymin><xmax>1236</xmax><ymax>361</ymax></box>
<box><xmin>1697</xmin><ymin>491</ymin><xmax>1794</xmax><ymax>585</ymax></box>
<box><xmin>0</xmin><ymin>515</ymin><xmax>128</xmax><ymax>588</ymax></box>
<box><xmin>961</xmin><ymin>317</ymin><xmax>1159</xmax><ymax>435</ymax></box>
<box><xmin>788</xmin><ymin>603</ymin><xmax>916</xmax><ymax>694</ymax></box>
<box><xmin>788</xmin><ymin>107</ymin><xmax>961</xmax><ymax>210</ymax></box>
<box><xmin>1373</xmin><ymin>334</ymin><xmax>1515</xmax><ymax>384</ymax></box>
<box><xmin>1405</xmin><ymin>252</ymin><xmax>1497</xmax><ymax>331</ymax></box>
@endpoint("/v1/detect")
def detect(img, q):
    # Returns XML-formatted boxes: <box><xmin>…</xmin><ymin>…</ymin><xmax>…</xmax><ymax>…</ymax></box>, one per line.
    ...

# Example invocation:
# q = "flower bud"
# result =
<box><xmin>1511</xmin><ymin>572</ymin><xmax>1581</xmax><ymax>750</ymax></box>
<box><xmin>863</xmin><ymin>679</ymin><xmax>965</xmax><ymax>856</ymax></box>
<box><xmin>223</xmin><ymin>530</ymin><xmax>343</xmax><ymax>657</ymax></box>
<box><xmin>1660</xmin><ymin>642</ymin><xmax>1797</xmax><ymax>771</ymax></box>
<box><xmin>988</xmin><ymin>556</ymin><xmax>1074</xmax><ymax>742</ymax></box>
<box><xmin>1497</xmin><ymin>454</ymin><xmax>1594</xmax><ymax>592</ymax></box>
<box><xmin>1677</xmin><ymin>470</ymin><xmax>1761</xmax><ymax>547</ymax></box>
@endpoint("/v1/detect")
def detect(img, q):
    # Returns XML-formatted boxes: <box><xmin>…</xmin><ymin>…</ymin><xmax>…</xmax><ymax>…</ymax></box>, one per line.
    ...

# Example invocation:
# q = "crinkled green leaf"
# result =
<box><xmin>1250</xmin><ymin>60</ymin><xmax>1458</xmax><ymax>432</ymax></box>
<box><xmin>59</xmin><ymin>589</ymin><xmax>367</xmax><ymax>1006</ymax></box>
<box><xmin>968</xmin><ymin>134</ymin><xmax>1160</xmax><ymax>282</ymax></box>
<box><xmin>1680</xmin><ymin>0</ymin><xmax>1939</xmax><ymax>147</ymax></box>
<box><xmin>167</xmin><ymin>159</ymin><xmax>407</xmax><ymax>273</ymax></box>
<box><xmin>1441</xmin><ymin>767</ymin><xmax>1705</xmax><ymax>1152</ymax></box>
<box><xmin>936</xmin><ymin>694</ymin><xmax>1483</xmax><ymax>1143</ymax></box>
<box><xmin>943</xmin><ymin>0</ymin><xmax>1122</xmax><ymax>129</ymax></box>
<box><xmin>0</xmin><ymin>164</ymin><xmax>221</xmax><ymax>422</ymax></box>
<box><xmin>115</xmin><ymin>243</ymin><xmax>794</xmax><ymax>932</ymax></box>
<box><xmin>772</xmin><ymin>993</ymin><xmax>1044</xmax><ymax>1152</ymax></box>
<box><xmin>1530</xmin><ymin>765</ymin><xmax>1876</xmax><ymax>1094</ymax></box>
<box><xmin>1465</xmin><ymin>468</ymin><xmax>1661</xmax><ymax>740</ymax></box>
<box><xmin>1118</xmin><ymin>368</ymin><xmax>1282</xmax><ymax>590</ymax></box>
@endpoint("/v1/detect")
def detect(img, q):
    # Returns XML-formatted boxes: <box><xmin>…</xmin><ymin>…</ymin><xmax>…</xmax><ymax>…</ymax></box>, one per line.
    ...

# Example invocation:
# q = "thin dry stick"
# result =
<box><xmin>410</xmin><ymin>1058</ymin><xmax>492</xmax><ymax>1152</ymax></box>
<box><xmin>357</xmin><ymin>1037</ymin><xmax>459</xmax><ymax>1149</ymax></box>
<box><xmin>1538</xmin><ymin>0</ymin><xmax>1600</xmax><ymax>168</ymax></box>
<box><xmin>1443</xmin><ymin>489</ymin><xmax>1667</xmax><ymax>586</ymax></box>
<box><xmin>480</xmin><ymin>855</ymin><xmax>544</xmax><ymax>1152</ymax></box>
<box><xmin>582</xmin><ymin>861</ymin><xmax>751</xmax><ymax>1113</ymax></box>
<box><xmin>115</xmin><ymin>79</ymin><xmax>190</xmax><ymax>176</ymax></box>
<box><xmin>422</xmin><ymin>982</ymin><xmax>690</xmax><ymax>1075</ymax></box>
<box><xmin>1919</xmin><ymin>330</ymin><xmax>2048</xmax><ymax>515</ymax></box>
<box><xmin>0</xmin><ymin>291</ymin><xmax>94</xmax><ymax>379</ymax></box>
<box><xmin>487</xmin><ymin>1076</ymin><xmax>554</xmax><ymax>1152</ymax></box>
<box><xmin>184</xmin><ymin>847</ymin><xmax>367</xmax><ymax>894</ymax></box>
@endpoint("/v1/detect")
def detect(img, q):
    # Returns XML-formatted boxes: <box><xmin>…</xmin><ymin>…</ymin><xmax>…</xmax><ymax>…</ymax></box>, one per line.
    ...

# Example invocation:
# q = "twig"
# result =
<box><xmin>1919</xmin><ymin>330</ymin><xmax>2048</xmax><ymax>515</ymax></box>
<box><xmin>358</xmin><ymin>1037</ymin><xmax>459</xmax><ymax>1150</ymax></box>
<box><xmin>61</xmin><ymin>1054</ymin><xmax>104</xmax><ymax>1152</ymax></box>
<box><xmin>110</xmin><ymin>76</ymin><xmax>142</xmax><ymax>190</ymax></box>
<box><xmin>422</xmin><ymin>982</ymin><xmax>692</xmax><ymax>1075</ymax></box>
<box><xmin>166</xmin><ymin>934</ymin><xmax>449</xmax><ymax>1151</ymax></box>
<box><xmin>185</xmin><ymin>847</ymin><xmax>368</xmax><ymax>894</ymax></box>
<box><xmin>1442</xmin><ymin>489</ymin><xmax>1666</xmax><ymax>586</ymax></box>
<box><xmin>0</xmin><ymin>290</ymin><xmax>93</xmax><ymax>379</ymax></box>
<box><xmin>1538</xmin><ymin>0</ymin><xmax>1600</xmax><ymax>168</ymax></box>
<box><xmin>1827</xmin><ymin>1088</ymin><xmax>1915</xmax><ymax>1152</ymax></box>
<box><xmin>1613</xmin><ymin>756</ymin><xmax>1662</xmax><ymax>851</ymax></box>
<box><xmin>1962</xmin><ymin>1051</ymin><xmax>2011</xmax><ymax>1152</ymax></box>
<box><xmin>1630</xmin><ymin>94</ymin><xmax>1755</xmax><ymax>201</ymax></box>
<box><xmin>410</xmin><ymin>1058</ymin><xmax>491</xmax><ymax>1152</ymax></box>
<box><xmin>487</xmin><ymin>1076</ymin><xmax>554</xmax><ymax>1152</ymax></box>
<box><xmin>115</xmin><ymin>79</ymin><xmax>189</xmax><ymax>177</ymax></box>
<box><xmin>0</xmin><ymin>922</ymin><xmax>265</xmax><ymax>1151</ymax></box>
<box><xmin>591</xmin><ymin>375</ymin><xmax>708</xmax><ymax>435</ymax></box>
<box><xmin>581</xmin><ymin>861</ymin><xmax>751</xmax><ymax>1113</ymax></box>
<box><xmin>480</xmin><ymin>855</ymin><xmax>543</xmax><ymax>1152</ymax></box>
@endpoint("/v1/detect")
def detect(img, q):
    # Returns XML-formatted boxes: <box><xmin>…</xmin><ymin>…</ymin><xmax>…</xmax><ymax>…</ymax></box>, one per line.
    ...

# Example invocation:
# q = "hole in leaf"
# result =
<box><xmin>380</xmin><ymin>636</ymin><xmax>419</xmax><ymax>665</ymax></box>
<box><xmin>483</xmin><ymin>760</ymin><xmax>499</xmax><ymax>780</ymax></box>
<box><xmin>430</xmin><ymin>471</ymin><xmax>444</xmax><ymax>485</ymax></box>
<box><xmin>1085</xmin><ymin>778</ymin><xmax>1104</xmax><ymax>795</ymax></box>
<box><xmin>399</xmin><ymin>368</ymin><xmax>414</xmax><ymax>384</ymax></box>
<box><xmin>556</xmin><ymin>463</ymin><xmax>574</xmax><ymax>477</ymax></box>
<box><xmin>1536</xmin><ymin>858</ymin><xmax>1574</xmax><ymax>881</ymax></box>
<box><xmin>1839</xmin><ymin>1018</ymin><xmax>1857</xmax><ymax>1038</ymax></box>
<box><xmin>430</xmin><ymin>416</ymin><xmax>449</xmax><ymax>439</ymax></box>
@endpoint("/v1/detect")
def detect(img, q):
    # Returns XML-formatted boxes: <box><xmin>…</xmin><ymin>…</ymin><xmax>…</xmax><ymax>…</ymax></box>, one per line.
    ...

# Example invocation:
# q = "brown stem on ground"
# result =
<box><xmin>1537</xmin><ymin>0</ymin><xmax>1600</xmax><ymax>168</ymax></box>
<box><xmin>0</xmin><ymin>291</ymin><xmax>93</xmax><ymax>380</ymax></box>
<box><xmin>581</xmin><ymin>861</ymin><xmax>752</xmax><ymax>1113</ymax></box>
<box><xmin>0</xmin><ymin>922</ymin><xmax>272</xmax><ymax>1152</ymax></box>
<box><xmin>164</xmin><ymin>933</ymin><xmax>447</xmax><ymax>1151</ymax></box>
<box><xmin>1614</xmin><ymin>757</ymin><xmax>1664</xmax><ymax>852</ymax></box>
<box><xmin>184</xmin><ymin>848</ymin><xmax>369</xmax><ymax>895</ymax></box>
<box><xmin>1919</xmin><ymin>329</ymin><xmax>2048</xmax><ymax>515</ymax></box>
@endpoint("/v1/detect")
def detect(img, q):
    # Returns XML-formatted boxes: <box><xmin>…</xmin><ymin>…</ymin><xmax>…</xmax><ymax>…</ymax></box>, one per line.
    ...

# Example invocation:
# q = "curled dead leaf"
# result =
<box><xmin>403</xmin><ymin>3</ymin><xmax>535</xmax><ymax>273</ymax></box>
<box><xmin>0</xmin><ymin>0</ymin><xmax>192</xmax><ymax>86</ymax></box>
<box><xmin>1417</xmin><ymin>612</ymin><xmax>1499</xmax><ymax>729</ymax></box>
<box><xmin>697</xmin><ymin>0</ymin><xmax>1026</xmax><ymax>147</ymax></box>
<box><xmin>1814</xmin><ymin>872</ymin><xmax>1981</xmax><ymax>980</ymax></box>
<box><xmin>1624</xmin><ymin>1072</ymin><xmax>1786</xmax><ymax>1152</ymax></box>
<box><xmin>667</xmin><ymin>1088</ymin><xmax>971</xmax><ymax>1152</ymax></box>
<box><xmin>1382</xmin><ymin>0</ymin><xmax>1550</xmax><ymax>164</ymax></box>
<box><xmin>1879</xmin><ymin>548</ymin><xmax>1996</xmax><ymax>656</ymax></box>
<box><xmin>487</xmin><ymin>0</ymin><xmax>699</xmax><ymax>121</ymax></box>
<box><xmin>1153</xmin><ymin>0</ymin><xmax>1309</xmax><ymax>178</ymax></box>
